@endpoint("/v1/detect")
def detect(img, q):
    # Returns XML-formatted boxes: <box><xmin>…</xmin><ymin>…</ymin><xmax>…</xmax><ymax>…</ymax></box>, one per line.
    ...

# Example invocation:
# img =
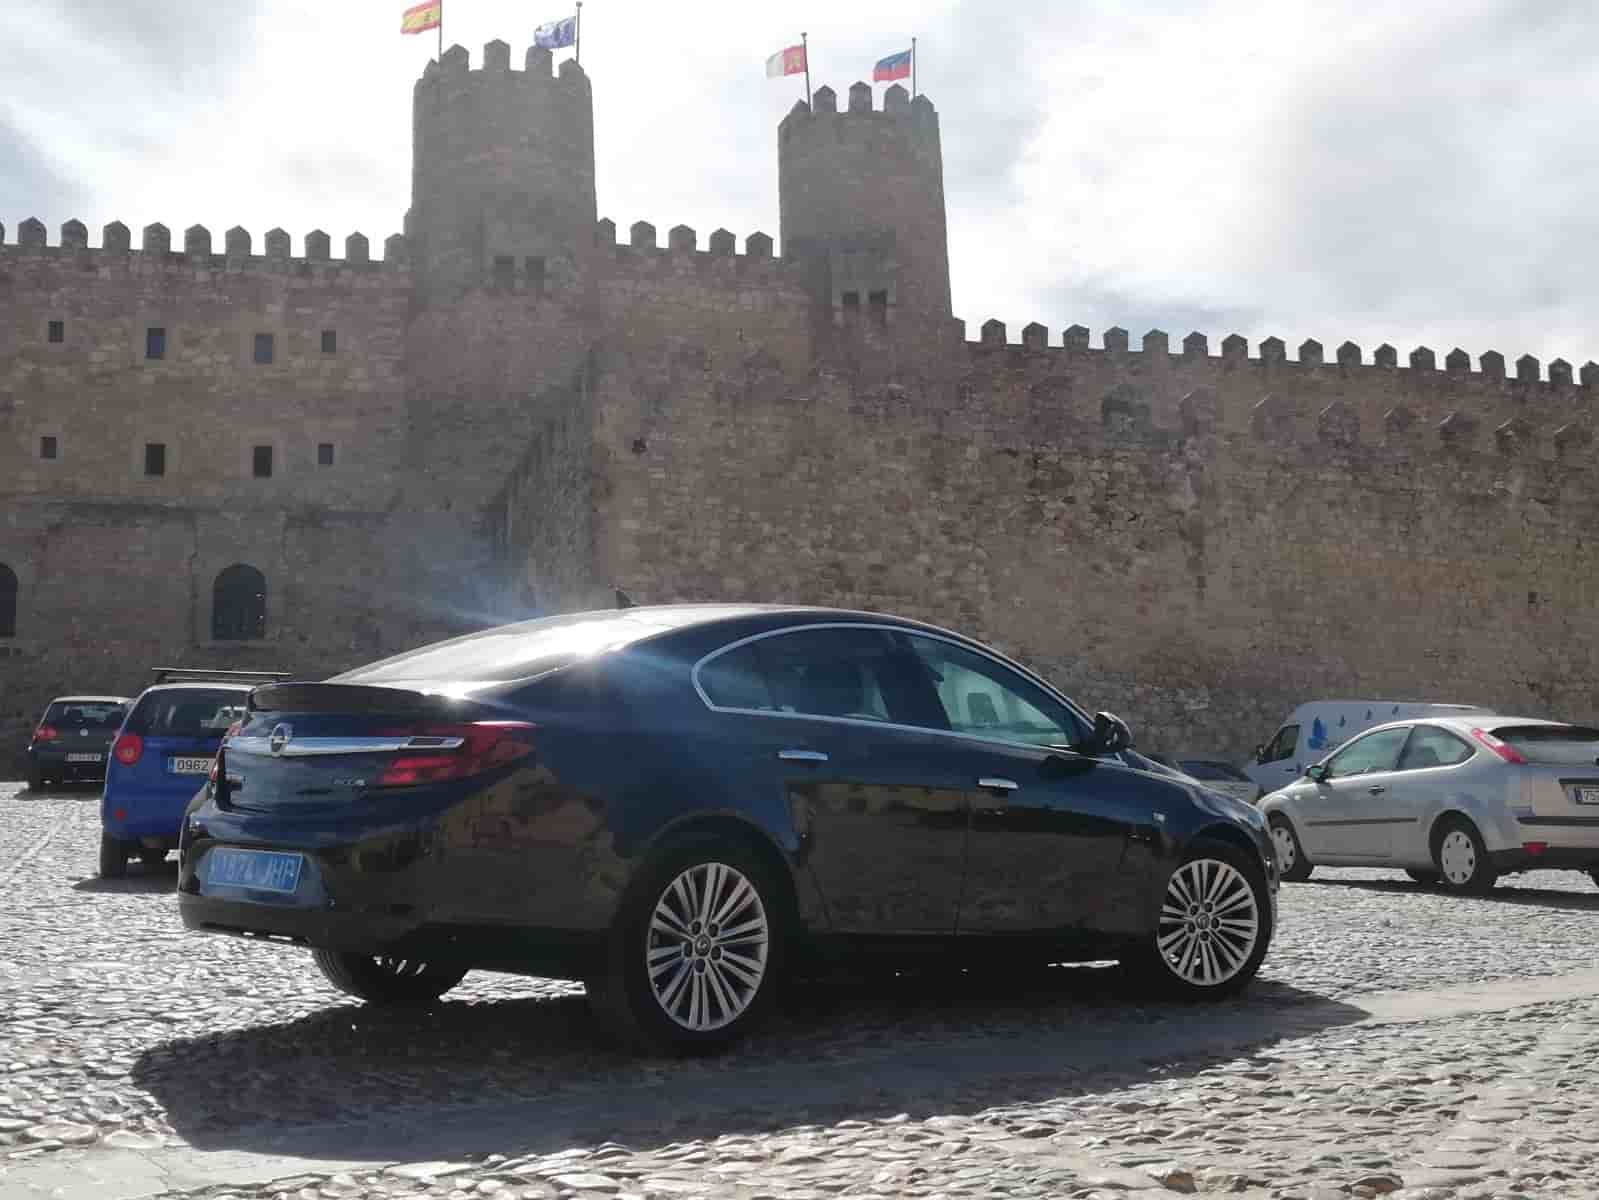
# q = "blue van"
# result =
<box><xmin>100</xmin><ymin>669</ymin><xmax>287</xmax><ymax>877</ymax></box>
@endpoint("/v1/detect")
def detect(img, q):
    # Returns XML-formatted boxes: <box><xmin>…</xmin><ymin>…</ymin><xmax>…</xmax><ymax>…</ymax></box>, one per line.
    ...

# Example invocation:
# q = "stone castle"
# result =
<box><xmin>4</xmin><ymin>38</ymin><xmax>1597</xmax><ymax>767</ymax></box>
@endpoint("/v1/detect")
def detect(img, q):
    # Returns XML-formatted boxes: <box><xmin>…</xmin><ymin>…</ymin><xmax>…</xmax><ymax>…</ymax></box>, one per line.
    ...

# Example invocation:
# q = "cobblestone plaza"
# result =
<box><xmin>3</xmin><ymin>784</ymin><xmax>1597</xmax><ymax>1200</ymax></box>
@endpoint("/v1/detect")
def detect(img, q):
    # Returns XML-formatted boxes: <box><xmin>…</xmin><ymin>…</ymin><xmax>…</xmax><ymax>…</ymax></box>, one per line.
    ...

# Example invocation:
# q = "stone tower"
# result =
<box><xmin>778</xmin><ymin>81</ymin><xmax>951</xmax><ymax>345</ymax></box>
<box><xmin>407</xmin><ymin>40</ymin><xmax>597</xmax><ymax>297</ymax></box>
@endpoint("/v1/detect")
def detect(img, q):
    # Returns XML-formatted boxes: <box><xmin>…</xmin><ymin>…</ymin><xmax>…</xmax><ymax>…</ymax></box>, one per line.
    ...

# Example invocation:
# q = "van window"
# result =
<box><xmin>1262</xmin><ymin>725</ymin><xmax>1299</xmax><ymax>763</ymax></box>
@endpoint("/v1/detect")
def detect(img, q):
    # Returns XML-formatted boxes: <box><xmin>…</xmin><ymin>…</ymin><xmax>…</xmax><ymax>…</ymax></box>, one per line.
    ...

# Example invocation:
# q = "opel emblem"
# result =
<box><xmin>268</xmin><ymin>723</ymin><xmax>293</xmax><ymax>755</ymax></box>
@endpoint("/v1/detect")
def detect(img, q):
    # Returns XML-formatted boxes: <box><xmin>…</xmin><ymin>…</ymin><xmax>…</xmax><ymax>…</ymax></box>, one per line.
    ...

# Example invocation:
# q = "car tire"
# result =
<box><xmin>1268</xmin><ymin>815</ymin><xmax>1313</xmax><ymax>882</ymax></box>
<box><xmin>1433</xmin><ymin>816</ymin><xmax>1498</xmax><ymax>895</ymax></box>
<box><xmin>587</xmin><ymin>836</ymin><xmax>785</xmax><ymax>1055</ymax></box>
<box><xmin>1405</xmin><ymin>868</ymin><xmax>1441</xmax><ymax>886</ymax></box>
<box><xmin>1122</xmin><ymin>836</ymin><xmax>1273</xmax><ymax>1000</ymax></box>
<box><xmin>99</xmin><ymin>833</ymin><xmax>129</xmax><ymax>879</ymax></box>
<box><xmin>310</xmin><ymin>949</ymin><xmax>468</xmax><ymax>1006</ymax></box>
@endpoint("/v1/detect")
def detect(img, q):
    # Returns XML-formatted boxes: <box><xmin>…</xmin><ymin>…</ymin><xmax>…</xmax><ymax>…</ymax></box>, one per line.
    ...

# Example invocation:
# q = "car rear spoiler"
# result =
<box><xmin>150</xmin><ymin>667</ymin><xmax>295</xmax><ymax>685</ymax></box>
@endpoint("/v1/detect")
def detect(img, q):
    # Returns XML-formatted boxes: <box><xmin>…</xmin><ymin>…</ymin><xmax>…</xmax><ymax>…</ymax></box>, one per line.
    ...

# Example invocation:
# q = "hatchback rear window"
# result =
<box><xmin>1491</xmin><ymin>725</ymin><xmax>1599</xmax><ymax>765</ymax></box>
<box><xmin>43</xmin><ymin>702</ymin><xmax>127</xmax><ymax>730</ymax></box>
<box><xmin>126</xmin><ymin>689</ymin><xmax>250</xmax><ymax>737</ymax></box>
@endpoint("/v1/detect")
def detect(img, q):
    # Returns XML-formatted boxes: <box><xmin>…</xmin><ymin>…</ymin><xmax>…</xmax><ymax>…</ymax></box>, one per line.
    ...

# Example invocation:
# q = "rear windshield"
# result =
<box><xmin>1493</xmin><ymin>725</ymin><xmax>1599</xmax><ymax>765</ymax></box>
<box><xmin>1180</xmin><ymin>761</ymin><xmax>1251</xmax><ymax>783</ymax></box>
<box><xmin>43</xmin><ymin>701</ymin><xmax>128</xmax><ymax>730</ymax></box>
<box><xmin>126</xmin><ymin>689</ymin><xmax>250</xmax><ymax>737</ymax></box>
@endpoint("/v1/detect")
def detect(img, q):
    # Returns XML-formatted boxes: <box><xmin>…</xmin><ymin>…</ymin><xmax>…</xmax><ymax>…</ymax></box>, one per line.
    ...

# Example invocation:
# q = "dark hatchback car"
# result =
<box><xmin>179</xmin><ymin>606</ymin><xmax>1278</xmax><ymax>1051</ymax></box>
<box><xmin>27</xmin><ymin>696</ymin><xmax>132</xmax><ymax>789</ymax></box>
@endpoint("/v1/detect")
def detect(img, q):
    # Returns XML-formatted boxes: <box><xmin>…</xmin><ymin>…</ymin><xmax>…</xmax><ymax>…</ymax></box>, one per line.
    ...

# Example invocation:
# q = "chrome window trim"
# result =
<box><xmin>228</xmin><ymin>735</ymin><xmax>464</xmax><ymax>758</ymax></box>
<box><xmin>690</xmin><ymin>621</ymin><xmax>1095</xmax><ymax>755</ymax></box>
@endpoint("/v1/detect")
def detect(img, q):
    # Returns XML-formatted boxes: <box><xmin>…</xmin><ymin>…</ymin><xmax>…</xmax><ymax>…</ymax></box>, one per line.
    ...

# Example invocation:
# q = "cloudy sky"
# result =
<box><xmin>4</xmin><ymin>0</ymin><xmax>1595</xmax><ymax>366</ymax></box>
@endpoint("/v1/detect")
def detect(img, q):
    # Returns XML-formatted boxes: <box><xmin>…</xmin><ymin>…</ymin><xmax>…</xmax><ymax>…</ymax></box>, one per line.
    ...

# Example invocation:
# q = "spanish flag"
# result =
<box><xmin>401</xmin><ymin>0</ymin><xmax>441</xmax><ymax>35</ymax></box>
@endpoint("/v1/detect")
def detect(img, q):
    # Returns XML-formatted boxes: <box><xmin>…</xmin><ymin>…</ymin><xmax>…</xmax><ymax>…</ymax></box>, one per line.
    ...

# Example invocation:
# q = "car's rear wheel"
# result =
<box><xmin>1268</xmin><ymin>815</ymin><xmax>1313</xmax><ymax>882</ymax></box>
<box><xmin>99</xmin><ymin>832</ymin><xmax>129</xmax><ymax>879</ymax></box>
<box><xmin>1405</xmin><ymin>868</ymin><xmax>1441</xmax><ymax>886</ymax></box>
<box><xmin>1124</xmin><ymin>837</ymin><xmax>1272</xmax><ymax>999</ymax></box>
<box><xmin>1434</xmin><ymin>817</ymin><xmax>1497</xmax><ymax>895</ymax></box>
<box><xmin>311</xmin><ymin>950</ymin><xmax>468</xmax><ymax>1006</ymax></box>
<box><xmin>587</xmin><ymin>838</ymin><xmax>783</xmax><ymax>1054</ymax></box>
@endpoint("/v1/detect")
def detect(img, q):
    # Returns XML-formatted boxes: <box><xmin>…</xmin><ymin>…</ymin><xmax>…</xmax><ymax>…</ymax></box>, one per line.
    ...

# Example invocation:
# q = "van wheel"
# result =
<box><xmin>1434</xmin><ymin>817</ymin><xmax>1497</xmax><ymax>895</ymax></box>
<box><xmin>587</xmin><ymin>837</ymin><xmax>784</xmax><ymax>1054</ymax></box>
<box><xmin>311</xmin><ymin>950</ymin><xmax>467</xmax><ymax>1006</ymax></box>
<box><xmin>99</xmin><ymin>833</ymin><xmax>129</xmax><ymax>879</ymax></box>
<box><xmin>1268</xmin><ymin>815</ymin><xmax>1313</xmax><ymax>882</ymax></box>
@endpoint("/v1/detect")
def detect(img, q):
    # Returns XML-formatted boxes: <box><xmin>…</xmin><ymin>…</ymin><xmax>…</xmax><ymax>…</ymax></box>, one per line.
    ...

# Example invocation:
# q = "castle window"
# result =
<box><xmin>321</xmin><ymin>329</ymin><xmax>337</xmax><ymax>354</ymax></box>
<box><xmin>0</xmin><ymin>563</ymin><xmax>15</xmax><ymax>638</ymax></box>
<box><xmin>213</xmin><ymin>564</ymin><xmax>266</xmax><ymax>641</ymax></box>
<box><xmin>144</xmin><ymin>442</ymin><xmax>166</xmax><ymax>477</ymax></box>
<box><xmin>317</xmin><ymin>442</ymin><xmax>335</xmax><ymax>466</ymax></box>
<box><xmin>869</xmin><ymin>290</ymin><xmax>889</xmax><ymax>327</ymax></box>
<box><xmin>841</xmin><ymin>291</ymin><xmax>861</xmax><ymax>322</ymax></box>
<box><xmin>252</xmin><ymin>445</ymin><xmax>274</xmax><ymax>478</ymax></box>
<box><xmin>47</xmin><ymin>320</ymin><xmax>64</xmax><ymax>344</ymax></box>
<box><xmin>493</xmin><ymin>255</ymin><xmax>515</xmax><ymax>291</ymax></box>
<box><xmin>146</xmin><ymin>327</ymin><xmax>166</xmax><ymax>360</ymax></box>
<box><xmin>253</xmin><ymin>333</ymin><xmax>275</xmax><ymax>364</ymax></box>
<box><xmin>525</xmin><ymin>256</ymin><xmax>546</xmax><ymax>296</ymax></box>
<box><xmin>39</xmin><ymin>436</ymin><xmax>57</xmax><ymax>461</ymax></box>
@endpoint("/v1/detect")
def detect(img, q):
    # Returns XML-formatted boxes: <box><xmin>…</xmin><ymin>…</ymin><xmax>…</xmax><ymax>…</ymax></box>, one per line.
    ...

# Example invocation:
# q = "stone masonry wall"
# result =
<box><xmin>590</xmin><ymin>328</ymin><xmax>1599</xmax><ymax>760</ymax></box>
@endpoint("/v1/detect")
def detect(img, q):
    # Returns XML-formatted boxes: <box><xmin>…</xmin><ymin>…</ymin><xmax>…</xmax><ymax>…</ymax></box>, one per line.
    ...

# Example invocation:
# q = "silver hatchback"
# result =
<box><xmin>1260</xmin><ymin>716</ymin><xmax>1599</xmax><ymax>893</ymax></box>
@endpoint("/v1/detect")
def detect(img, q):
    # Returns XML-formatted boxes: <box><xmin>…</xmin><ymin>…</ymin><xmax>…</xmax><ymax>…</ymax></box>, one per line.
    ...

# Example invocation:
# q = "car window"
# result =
<box><xmin>901</xmin><ymin>634</ymin><xmax>1085</xmax><ymax>747</ymax></box>
<box><xmin>126</xmin><ymin>689</ymin><xmax>250</xmax><ymax>737</ymax></box>
<box><xmin>1324</xmin><ymin>727</ymin><xmax>1410</xmax><ymax>779</ymax></box>
<box><xmin>1491</xmin><ymin>725</ymin><xmax>1599</xmax><ymax>765</ymax></box>
<box><xmin>700</xmin><ymin>627</ymin><xmax>946</xmax><ymax>728</ymax></box>
<box><xmin>1262</xmin><ymin>725</ymin><xmax>1299</xmax><ymax>763</ymax></box>
<box><xmin>43</xmin><ymin>702</ymin><xmax>127</xmax><ymax>730</ymax></box>
<box><xmin>1397</xmin><ymin>726</ymin><xmax>1475</xmax><ymax>771</ymax></box>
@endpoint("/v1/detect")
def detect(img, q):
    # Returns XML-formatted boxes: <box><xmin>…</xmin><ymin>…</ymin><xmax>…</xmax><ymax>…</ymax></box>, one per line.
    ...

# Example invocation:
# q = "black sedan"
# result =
<box><xmin>178</xmin><ymin>606</ymin><xmax>1277</xmax><ymax>1051</ymax></box>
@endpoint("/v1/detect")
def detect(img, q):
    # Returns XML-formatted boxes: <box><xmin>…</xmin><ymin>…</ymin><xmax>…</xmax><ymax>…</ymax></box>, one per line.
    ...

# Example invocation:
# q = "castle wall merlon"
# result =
<box><xmin>61</xmin><ymin>220</ymin><xmax>87</xmax><ymax>250</ymax></box>
<box><xmin>185</xmin><ymin>225</ymin><xmax>211</xmax><ymax>258</ymax></box>
<box><xmin>413</xmin><ymin>41</ymin><xmax>588</xmax><ymax>89</ymax></box>
<box><xmin>0</xmin><ymin>219</ymin><xmax>409</xmax><ymax>274</ymax></box>
<box><xmin>594</xmin><ymin>220</ymin><xmax>783</xmax><ymax>269</ymax></box>
<box><xmin>20</xmin><ymin>217</ymin><xmax>46</xmax><ymax>248</ymax></box>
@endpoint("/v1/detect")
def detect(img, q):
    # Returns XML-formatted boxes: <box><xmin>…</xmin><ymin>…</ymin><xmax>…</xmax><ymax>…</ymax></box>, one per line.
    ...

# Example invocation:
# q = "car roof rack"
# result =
<box><xmin>149</xmin><ymin>667</ymin><xmax>294</xmax><ymax>685</ymax></box>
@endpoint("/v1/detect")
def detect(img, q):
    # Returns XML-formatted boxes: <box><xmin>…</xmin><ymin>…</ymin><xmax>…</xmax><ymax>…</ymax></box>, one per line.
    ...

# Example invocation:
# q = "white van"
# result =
<box><xmin>1244</xmin><ymin>700</ymin><xmax>1492</xmax><ymax>796</ymax></box>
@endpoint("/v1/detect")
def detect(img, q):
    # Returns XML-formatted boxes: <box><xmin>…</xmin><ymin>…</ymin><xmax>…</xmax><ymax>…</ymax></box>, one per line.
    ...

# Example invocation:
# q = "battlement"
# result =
<box><xmin>592</xmin><ymin>220</ymin><xmax>803</xmax><ymax>279</ymax></box>
<box><xmin>0</xmin><ymin>218</ymin><xmax>409</xmax><ymax>275</ymax></box>
<box><xmin>780</xmin><ymin>82</ymin><xmax>936</xmax><ymax>125</ymax></box>
<box><xmin>417</xmin><ymin>40</ymin><xmax>589</xmax><ymax>90</ymax></box>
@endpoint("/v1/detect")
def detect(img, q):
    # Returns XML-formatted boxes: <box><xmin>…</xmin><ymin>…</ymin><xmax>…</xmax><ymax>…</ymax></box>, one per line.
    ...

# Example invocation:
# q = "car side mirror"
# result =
<box><xmin>1079</xmin><ymin>711</ymin><xmax>1133</xmax><ymax>756</ymax></box>
<box><xmin>1254</xmin><ymin>743</ymin><xmax>1266</xmax><ymax>763</ymax></box>
<box><xmin>1305</xmin><ymin>763</ymin><xmax>1328</xmax><ymax>783</ymax></box>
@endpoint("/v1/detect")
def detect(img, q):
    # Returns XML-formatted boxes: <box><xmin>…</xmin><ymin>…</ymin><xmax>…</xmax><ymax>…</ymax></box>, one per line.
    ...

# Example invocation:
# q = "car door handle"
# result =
<box><xmin>778</xmin><ymin>749</ymin><xmax>829</xmax><ymax>763</ymax></box>
<box><xmin>978</xmin><ymin>777</ymin><xmax>1019</xmax><ymax>792</ymax></box>
<box><xmin>1367</xmin><ymin>784</ymin><xmax>1386</xmax><ymax>795</ymax></box>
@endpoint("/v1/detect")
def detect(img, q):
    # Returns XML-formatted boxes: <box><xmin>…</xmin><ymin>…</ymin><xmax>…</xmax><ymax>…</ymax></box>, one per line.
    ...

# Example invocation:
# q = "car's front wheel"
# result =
<box><xmin>1268</xmin><ymin>815</ymin><xmax>1313</xmax><ymax>882</ymax></box>
<box><xmin>99</xmin><ymin>832</ymin><xmax>129</xmax><ymax>879</ymax></box>
<box><xmin>311</xmin><ymin>950</ymin><xmax>467</xmax><ymax>1006</ymax></box>
<box><xmin>1434</xmin><ymin>816</ymin><xmax>1497</xmax><ymax>895</ymax></box>
<box><xmin>1125</xmin><ymin>837</ymin><xmax>1272</xmax><ymax>999</ymax></box>
<box><xmin>587</xmin><ymin>838</ymin><xmax>783</xmax><ymax>1054</ymax></box>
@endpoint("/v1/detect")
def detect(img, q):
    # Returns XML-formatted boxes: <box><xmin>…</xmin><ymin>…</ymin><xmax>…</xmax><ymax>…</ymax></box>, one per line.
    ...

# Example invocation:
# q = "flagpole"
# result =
<box><xmin>801</xmin><ymin>31</ymin><xmax>811</xmax><ymax>108</ymax></box>
<box><xmin>911</xmin><ymin>36</ymin><xmax>917</xmax><ymax>98</ymax></box>
<box><xmin>575</xmin><ymin>2</ymin><xmax>582</xmax><ymax>64</ymax></box>
<box><xmin>437</xmin><ymin>0</ymin><xmax>443</xmax><ymax>60</ymax></box>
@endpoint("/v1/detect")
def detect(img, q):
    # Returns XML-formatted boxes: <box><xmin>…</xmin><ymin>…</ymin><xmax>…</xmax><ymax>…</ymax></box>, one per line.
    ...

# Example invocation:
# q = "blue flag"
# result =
<box><xmin>534</xmin><ymin>15</ymin><xmax>576</xmax><ymax>49</ymax></box>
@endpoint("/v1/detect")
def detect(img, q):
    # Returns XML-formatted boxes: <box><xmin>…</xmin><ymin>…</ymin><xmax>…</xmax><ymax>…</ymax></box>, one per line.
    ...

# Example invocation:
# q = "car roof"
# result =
<box><xmin>47</xmin><ymin>695</ymin><xmax>132</xmax><ymax>704</ymax></box>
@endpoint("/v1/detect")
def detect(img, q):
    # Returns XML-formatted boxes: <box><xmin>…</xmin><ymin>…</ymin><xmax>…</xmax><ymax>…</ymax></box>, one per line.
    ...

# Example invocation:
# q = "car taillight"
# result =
<box><xmin>113</xmin><ymin>733</ymin><xmax>144</xmax><ymax>766</ymax></box>
<box><xmin>1470</xmin><ymin>727</ymin><xmax>1526</xmax><ymax>765</ymax></box>
<box><xmin>34</xmin><ymin>725</ymin><xmax>59</xmax><ymax>742</ymax></box>
<box><xmin>376</xmin><ymin>722</ymin><xmax>537</xmax><ymax>787</ymax></box>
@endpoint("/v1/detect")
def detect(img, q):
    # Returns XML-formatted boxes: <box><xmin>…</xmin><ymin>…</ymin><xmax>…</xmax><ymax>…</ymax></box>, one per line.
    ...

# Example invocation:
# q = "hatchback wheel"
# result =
<box><xmin>1434</xmin><ymin>817</ymin><xmax>1497</xmax><ymax>895</ymax></box>
<box><xmin>1267</xmin><ymin>815</ymin><xmax>1312</xmax><ymax>882</ymax></box>
<box><xmin>311</xmin><ymin>950</ymin><xmax>468</xmax><ymax>1006</ymax></box>
<box><xmin>588</xmin><ymin>838</ymin><xmax>782</xmax><ymax>1053</ymax></box>
<box><xmin>1126</xmin><ymin>837</ymin><xmax>1271</xmax><ymax>999</ymax></box>
<box><xmin>99</xmin><ymin>832</ymin><xmax>129</xmax><ymax>879</ymax></box>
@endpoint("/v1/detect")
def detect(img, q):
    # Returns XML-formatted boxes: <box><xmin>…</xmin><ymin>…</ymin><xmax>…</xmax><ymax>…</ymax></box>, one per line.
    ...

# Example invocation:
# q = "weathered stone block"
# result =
<box><xmin>1251</xmin><ymin>394</ymin><xmax>1296</xmax><ymax>442</ymax></box>
<box><xmin>1384</xmin><ymin>405</ymin><xmax>1417</xmax><ymax>439</ymax></box>
<box><xmin>1495</xmin><ymin>416</ymin><xmax>1533</xmax><ymax>456</ymax></box>
<box><xmin>1178</xmin><ymin>387</ymin><xmax>1217</xmax><ymax>436</ymax></box>
<box><xmin>1438</xmin><ymin>411</ymin><xmax>1480</xmax><ymax>450</ymax></box>
<box><xmin>1317</xmin><ymin>399</ymin><xmax>1358</xmax><ymax>446</ymax></box>
<box><xmin>1554</xmin><ymin>421</ymin><xmax>1594</xmax><ymax>458</ymax></box>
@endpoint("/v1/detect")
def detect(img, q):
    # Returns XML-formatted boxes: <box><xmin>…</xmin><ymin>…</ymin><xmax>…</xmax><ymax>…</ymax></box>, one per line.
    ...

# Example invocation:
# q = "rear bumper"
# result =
<box><xmin>103</xmin><ymin>783</ymin><xmax>206</xmax><ymax>838</ymax></box>
<box><xmin>178</xmin><ymin>891</ymin><xmax>420</xmax><ymax>952</ymax></box>
<box><xmin>29</xmin><ymin>746</ymin><xmax>111</xmax><ymax>780</ymax></box>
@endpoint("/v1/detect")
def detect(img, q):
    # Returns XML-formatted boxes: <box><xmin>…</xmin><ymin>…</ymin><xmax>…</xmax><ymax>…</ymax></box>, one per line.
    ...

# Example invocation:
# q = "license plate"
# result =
<box><xmin>168</xmin><ymin>756</ymin><xmax>213</xmax><ymax>774</ymax></box>
<box><xmin>1575</xmin><ymin>787</ymin><xmax>1599</xmax><ymax>806</ymax></box>
<box><xmin>66</xmin><ymin>753</ymin><xmax>102</xmax><ymax>763</ymax></box>
<box><xmin>204</xmin><ymin>848</ymin><xmax>304</xmax><ymax>894</ymax></box>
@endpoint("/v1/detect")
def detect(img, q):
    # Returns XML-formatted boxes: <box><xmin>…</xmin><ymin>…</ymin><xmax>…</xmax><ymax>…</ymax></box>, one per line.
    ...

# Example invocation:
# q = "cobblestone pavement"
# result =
<box><xmin>3</xmin><ymin>783</ymin><xmax>1598</xmax><ymax>1200</ymax></box>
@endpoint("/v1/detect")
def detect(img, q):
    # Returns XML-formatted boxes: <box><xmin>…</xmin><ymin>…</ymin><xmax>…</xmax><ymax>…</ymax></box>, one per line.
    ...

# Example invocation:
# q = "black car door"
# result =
<box><xmin>695</xmin><ymin>626</ymin><xmax>970</xmax><ymax>935</ymax></box>
<box><xmin>896</xmin><ymin>632</ymin><xmax>1160</xmax><ymax>939</ymax></box>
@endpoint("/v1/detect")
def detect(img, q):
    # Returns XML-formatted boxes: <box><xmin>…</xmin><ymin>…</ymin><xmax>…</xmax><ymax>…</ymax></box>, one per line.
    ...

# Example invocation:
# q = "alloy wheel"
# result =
<box><xmin>1156</xmin><ymin>858</ymin><xmax>1261</xmax><ymax>988</ymax></box>
<box><xmin>1439</xmin><ymin>829</ymin><xmax>1478</xmax><ymax>886</ymax></box>
<box><xmin>646</xmin><ymin>861</ymin><xmax>769</xmax><ymax>1031</ymax></box>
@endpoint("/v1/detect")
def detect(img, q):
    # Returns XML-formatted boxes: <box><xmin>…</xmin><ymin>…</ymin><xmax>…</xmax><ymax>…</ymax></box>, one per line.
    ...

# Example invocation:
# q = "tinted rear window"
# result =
<box><xmin>1492</xmin><ymin>725</ymin><xmax>1599</xmax><ymax>765</ymax></box>
<box><xmin>127</xmin><ymin>689</ymin><xmax>250</xmax><ymax>737</ymax></box>
<box><xmin>43</xmin><ymin>702</ymin><xmax>127</xmax><ymax>730</ymax></box>
<box><xmin>1179</xmin><ymin>761</ymin><xmax>1250</xmax><ymax>783</ymax></box>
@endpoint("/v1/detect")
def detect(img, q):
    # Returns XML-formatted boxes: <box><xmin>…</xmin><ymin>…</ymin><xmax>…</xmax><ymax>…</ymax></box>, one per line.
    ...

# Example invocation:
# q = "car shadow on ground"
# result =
<box><xmin>17</xmin><ymin>782</ymin><xmax>103</xmax><ymax>800</ymax></box>
<box><xmin>71</xmin><ymin>861</ymin><xmax>177</xmax><ymax>895</ymax></box>
<box><xmin>132</xmin><ymin>965</ymin><xmax>1365</xmax><ymax>1165</ymax></box>
<box><xmin>1304</xmin><ymin>876</ymin><xmax>1599</xmax><ymax>911</ymax></box>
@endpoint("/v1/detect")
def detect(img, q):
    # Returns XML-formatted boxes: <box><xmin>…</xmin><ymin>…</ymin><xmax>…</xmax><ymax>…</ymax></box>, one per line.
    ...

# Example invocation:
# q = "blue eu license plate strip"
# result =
<box><xmin>204</xmin><ymin>848</ymin><xmax>304</xmax><ymax>894</ymax></box>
